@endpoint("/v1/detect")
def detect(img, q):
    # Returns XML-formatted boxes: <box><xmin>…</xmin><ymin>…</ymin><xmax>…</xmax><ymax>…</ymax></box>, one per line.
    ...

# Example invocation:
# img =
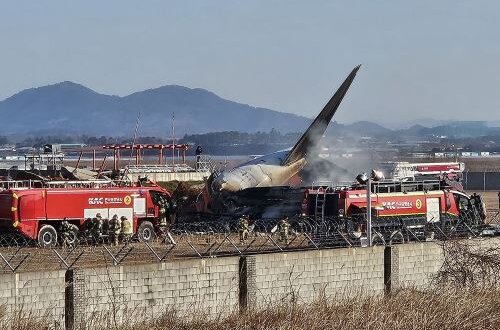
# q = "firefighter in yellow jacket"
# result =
<box><xmin>109</xmin><ymin>214</ymin><xmax>121</xmax><ymax>246</ymax></box>
<box><xmin>278</xmin><ymin>216</ymin><xmax>290</xmax><ymax>244</ymax></box>
<box><xmin>120</xmin><ymin>216</ymin><xmax>133</xmax><ymax>243</ymax></box>
<box><xmin>238</xmin><ymin>215</ymin><xmax>249</xmax><ymax>244</ymax></box>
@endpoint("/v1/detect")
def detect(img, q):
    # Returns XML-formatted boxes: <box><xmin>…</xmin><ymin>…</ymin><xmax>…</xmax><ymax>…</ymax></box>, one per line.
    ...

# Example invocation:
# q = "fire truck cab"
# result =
<box><xmin>0</xmin><ymin>181</ymin><xmax>171</xmax><ymax>246</ymax></box>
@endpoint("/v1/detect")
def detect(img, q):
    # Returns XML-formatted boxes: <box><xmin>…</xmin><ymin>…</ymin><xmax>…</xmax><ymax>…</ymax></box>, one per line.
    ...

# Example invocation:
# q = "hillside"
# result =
<box><xmin>0</xmin><ymin>82</ymin><xmax>308</xmax><ymax>136</ymax></box>
<box><xmin>1</xmin><ymin>82</ymin><xmax>499</xmax><ymax>139</ymax></box>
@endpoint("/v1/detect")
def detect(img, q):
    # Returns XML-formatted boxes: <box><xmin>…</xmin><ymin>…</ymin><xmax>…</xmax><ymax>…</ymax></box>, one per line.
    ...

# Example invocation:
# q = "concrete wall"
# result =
<box><xmin>73</xmin><ymin>257</ymin><xmax>240</xmax><ymax>327</ymax></box>
<box><xmin>390</xmin><ymin>242</ymin><xmax>444</xmax><ymax>289</ymax></box>
<box><xmin>245</xmin><ymin>247</ymin><xmax>385</xmax><ymax>306</ymax></box>
<box><xmin>389</xmin><ymin>238</ymin><xmax>500</xmax><ymax>289</ymax></box>
<box><xmin>0</xmin><ymin>270</ymin><xmax>66</xmax><ymax>327</ymax></box>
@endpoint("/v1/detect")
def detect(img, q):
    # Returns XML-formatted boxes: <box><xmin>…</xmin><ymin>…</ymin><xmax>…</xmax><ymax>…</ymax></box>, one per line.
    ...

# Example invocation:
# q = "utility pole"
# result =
<box><xmin>171</xmin><ymin>114</ymin><xmax>175</xmax><ymax>170</ymax></box>
<box><xmin>366</xmin><ymin>177</ymin><xmax>372</xmax><ymax>246</ymax></box>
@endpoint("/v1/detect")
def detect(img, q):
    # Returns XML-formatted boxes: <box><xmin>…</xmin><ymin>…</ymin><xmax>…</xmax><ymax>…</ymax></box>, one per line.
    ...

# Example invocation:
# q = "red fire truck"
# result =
<box><xmin>0</xmin><ymin>181</ymin><xmax>171</xmax><ymax>246</ymax></box>
<box><xmin>302</xmin><ymin>180</ymin><xmax>486</xmax><ymax>243</ymax></box>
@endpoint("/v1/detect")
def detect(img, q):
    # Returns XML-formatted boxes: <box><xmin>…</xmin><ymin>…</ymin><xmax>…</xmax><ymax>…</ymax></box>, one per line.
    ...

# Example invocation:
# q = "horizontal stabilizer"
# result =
<box><xmin>282</xmin><ymin>65</ymin><xmax>360</xmax><ymax>166</ymax></box>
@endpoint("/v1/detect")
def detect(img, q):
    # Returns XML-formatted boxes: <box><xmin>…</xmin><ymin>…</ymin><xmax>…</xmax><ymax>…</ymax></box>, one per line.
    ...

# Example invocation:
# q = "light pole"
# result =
<box><xmin>366</xmin><ymin>177</ymin><xmax>372</xmax><ymax>246</ymax></box>
<box><xmin>456</xmin><ymin>147</ymin><xmax>462</xmax><ymax>163</ymax></box>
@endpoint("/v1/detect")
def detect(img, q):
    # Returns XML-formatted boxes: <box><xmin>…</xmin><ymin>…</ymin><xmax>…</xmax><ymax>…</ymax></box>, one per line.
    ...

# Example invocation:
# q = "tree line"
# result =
<box><xmin>1</xmin><ymin>130</ymin><xmax>302</xmax><ymax>148</ymax></box>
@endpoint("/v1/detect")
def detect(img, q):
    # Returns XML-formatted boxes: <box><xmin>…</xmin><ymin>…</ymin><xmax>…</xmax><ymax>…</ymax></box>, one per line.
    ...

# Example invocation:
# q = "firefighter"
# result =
<box><xmin>278</xmin><ymin>216</ymin><xmax>290</xmax><ymax>244</ymax></box>
<box><xmin>158</xmin><ymin>199</ymin><xmax>169</xmax><ymax>230</ymax></box>
<box><xmin>238</xmin><ymin>215</ymin><xmax>249</xmax><ymax>244</ymax></box>
<box><xmin>84</xmin><ymin>217</ymin><xmax>93</xmax><ymax>236</ymax></box>
<box><xmin>59</xmin><ymin>220</ymin><xmax>79</xmax><ymax>246</ymax></box>
<box><xmin>120</xmin><ymin>216</ymin><xmax>133</xmax><ymax>243</ymax></box>
<box><xmin>92</xmin><ymin>213</ymin><xmax>104</xmax><ymax>240</ymax></box>
<box><xmin>102</xmin><ymin>215</ymin><xmax>110</xmax><ymax>236</ymax></box>
<box><xmin>109</xmin><ymin>214</ymin><xmax>121</xmax><ymax>246</ymax></box>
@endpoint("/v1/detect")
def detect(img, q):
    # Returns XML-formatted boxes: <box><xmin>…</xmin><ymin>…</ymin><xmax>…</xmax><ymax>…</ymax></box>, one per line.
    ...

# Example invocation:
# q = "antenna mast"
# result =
<box><xmin>121</xmin><ymin>112</ymin><xmax>141</xmax><ymax>181</ymax></box>
<box><xmin>171</xmin><ymin>114</ymin><xmax>175</xmax><ymax>170</ymax></box>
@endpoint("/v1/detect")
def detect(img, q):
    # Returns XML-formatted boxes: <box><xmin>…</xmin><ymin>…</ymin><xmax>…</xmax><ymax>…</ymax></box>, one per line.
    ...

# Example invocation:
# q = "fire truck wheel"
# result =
<box><xmin>38</xmin><ymin>225</ymin><xmax>58</xmax><ymax>247</ymax></box>
<box><xmin>137</xmin><ymin>221</ymin><xmax>156</xmax><ymax>242</ymax></box>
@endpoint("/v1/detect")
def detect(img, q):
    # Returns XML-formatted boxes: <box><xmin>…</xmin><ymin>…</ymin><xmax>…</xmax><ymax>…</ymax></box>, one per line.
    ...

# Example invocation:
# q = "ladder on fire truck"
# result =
<box><xmin>312</xmin><ymin>182</ymin><xmax>335</xmax><ymax>221</ymax></box>
<box><xmin>315</xmin><ymin>187</ymin><xmax>326</xmax><ymax>221</ymax></box>
<box><xmin>371</xmin><ymin>180</ymin><xmax>443</xmax><ymax>193</ymax></box>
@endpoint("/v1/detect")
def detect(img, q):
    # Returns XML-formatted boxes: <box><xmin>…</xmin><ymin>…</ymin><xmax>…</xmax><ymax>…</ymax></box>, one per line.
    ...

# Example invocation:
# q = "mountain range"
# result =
<box><xmin>0</xmin><ymin>82</ymin><xmax>308</xmax><ymax>136</ymax></box>
<box><xmin>0</xmin><ymin>81</ymin><xmax>498</xmax><ymax>139</ymax></box>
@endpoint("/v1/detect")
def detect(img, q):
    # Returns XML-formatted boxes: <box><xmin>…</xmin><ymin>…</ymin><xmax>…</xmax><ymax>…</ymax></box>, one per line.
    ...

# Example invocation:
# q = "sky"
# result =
<box><xmin>1</xmin><ymin>1</ymin><xmax>500</xmax><ymax>127</ymax></box>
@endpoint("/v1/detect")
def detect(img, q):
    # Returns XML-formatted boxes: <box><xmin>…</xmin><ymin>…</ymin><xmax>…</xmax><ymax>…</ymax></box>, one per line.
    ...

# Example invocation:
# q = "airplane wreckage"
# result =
<box><xmin>193</xmin><ymin>65</ymin><xmax>361</xmax><ymax>217</ymax></box>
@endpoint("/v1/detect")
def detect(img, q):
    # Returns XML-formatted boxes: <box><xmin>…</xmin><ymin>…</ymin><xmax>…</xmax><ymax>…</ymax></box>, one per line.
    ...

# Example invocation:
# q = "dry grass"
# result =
<box><xmin>0</xmin><ymin>306</ymin><xmax>55</xmax><ymax>330</ymax></box>
<box><xmin>99</xmin><ymin>288</ymin><xmax>499</xmax><ymax>330</ymax></box>
<box><xmin>1</xmin><ymin>287</ymin><xmax>497</xmax><ymax>330</ymax></box>
<box><xmin>3</xmin><ymin>288</ymin><xmax>500</xmax><ymax>330</ymax></box>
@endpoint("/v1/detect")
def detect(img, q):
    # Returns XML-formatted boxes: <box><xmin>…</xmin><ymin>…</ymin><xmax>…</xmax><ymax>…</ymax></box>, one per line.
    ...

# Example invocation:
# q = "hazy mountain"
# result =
<box><xmin>0</xmin><ymin>82</ymin><xmax>499</xmax><ymax>139</ymax></box>
<box><xmin>0</xmin><ymin>82</ymin><xmax>309</xmax><ymax>136</ymax></box>
<box><xmin>399</xmin><ymin>122</ymin><xmax>494</xmax><ymax>138</ymax></box>
<box><xmin>340</xmin><ymin>121</ymin><xmax>392</xmax><ymax>137</ymax></box>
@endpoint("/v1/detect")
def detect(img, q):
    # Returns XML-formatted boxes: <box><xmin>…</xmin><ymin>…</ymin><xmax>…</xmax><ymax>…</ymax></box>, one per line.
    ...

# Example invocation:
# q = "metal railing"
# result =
<box><xmin>0</xmin><ymin>179</ymin><xmax>158</xmax><ymax>190</ymax></box>
<box><xmin>0</xmin><ymin>180</ymin><xmax>44</xmax><ymax>189</ymax></box>
<box><xmin>126</xmin><ymin>164</ymin><xmax>197</xmax><ymax>173</ymax></box>
<box><xmin>196</xmin><ymin>155</ymin><xmax>226</xmax><ymax>173</ymax></box>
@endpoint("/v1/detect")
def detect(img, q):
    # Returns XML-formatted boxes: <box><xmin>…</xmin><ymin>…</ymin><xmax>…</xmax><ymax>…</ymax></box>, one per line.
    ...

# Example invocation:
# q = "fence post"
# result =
<box><xmin>384</xmin><ymin>246</ymin><xmax>392</xmax><ymax>294</ymax></box>
<box><xmin>464</xmin><ymin>170</ymin><xmax>468</xmax><ymax>190</ymax></box>
<box><xmin>239</xmin><ymin>257</ymin><xmax>247</xmax><ymax>312</ymax></box>
<box><xmin>65</xmin><ymin>268</ymin><xmax>87</xmax><ymax>329</ymax></box>
<box><xmin>65</xmin><ymin>270</ymin><xmax>74</xmax><ymax>330</ymax></box>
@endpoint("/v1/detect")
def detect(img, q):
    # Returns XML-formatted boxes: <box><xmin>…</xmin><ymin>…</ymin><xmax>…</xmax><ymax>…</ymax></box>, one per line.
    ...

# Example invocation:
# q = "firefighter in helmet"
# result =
<box><xmin>101</xmin><ymin>215</ymin><xmax>110</xmax><ymax>236</ymax></box>
<box><xmin>158</xmin><ymin>198</ymin><xmax>169</xmax><ymax>233</ymax></box>
<box><xmin>91</xmin><ymin>213</ymin><xmax>103</xmax><ymax>241</ymax></box>
<box><xmin>278</xmin><ymin>216</ymin><xmax>290</xmax><ymax>244</ymax></box>
<box><xmin>109</xmin><ymin>214</ymin><xmax>121</xmax><ymax>246</ymax></box>
<box><xmin>238</xmin><ymin>214</ymin><xmax>249</xmax><ymax>244</ymax></box>
<box><xmin>120</xmin><ymin>216</ymin><xmax>133</xmax><ymax>243</ymax></box>
<box><xmin>59</xmin><ymin>220</ymin><xmax>79</xmax><ymax>246</ymax></box>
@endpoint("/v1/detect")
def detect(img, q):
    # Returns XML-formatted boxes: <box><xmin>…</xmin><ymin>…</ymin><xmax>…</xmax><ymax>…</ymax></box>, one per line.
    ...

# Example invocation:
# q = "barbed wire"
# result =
<box><xmin>0</xmin><ymin>212</ymin><xmax>498</xmax><ymax>273</ymax></box>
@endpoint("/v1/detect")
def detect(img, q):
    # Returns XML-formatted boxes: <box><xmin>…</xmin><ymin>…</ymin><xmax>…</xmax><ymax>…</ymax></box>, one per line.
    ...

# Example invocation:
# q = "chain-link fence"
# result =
<box><xmin>463</xmin><ymin>171</ymin><xmax>500</xmax><ymax>190</ymax></box>
<box><xmin>1</xmin><ymin>212</ymin><xmax>499</xmax><ymax>274</ymax></box>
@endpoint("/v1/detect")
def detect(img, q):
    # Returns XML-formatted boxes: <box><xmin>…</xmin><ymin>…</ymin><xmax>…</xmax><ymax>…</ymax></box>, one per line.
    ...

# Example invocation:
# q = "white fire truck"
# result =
<box><xmin>379</xmin><ymin>162</ymin><xmax>465</xmax><ymax>182</ymax></box>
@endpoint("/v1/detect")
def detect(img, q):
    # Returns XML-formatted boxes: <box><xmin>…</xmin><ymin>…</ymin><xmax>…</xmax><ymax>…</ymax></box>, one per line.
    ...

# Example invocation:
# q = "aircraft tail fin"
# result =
<box><xmin>282</xmin><ymin>65</ymin><xmax>360</xmax><ymax>166</ymax></box>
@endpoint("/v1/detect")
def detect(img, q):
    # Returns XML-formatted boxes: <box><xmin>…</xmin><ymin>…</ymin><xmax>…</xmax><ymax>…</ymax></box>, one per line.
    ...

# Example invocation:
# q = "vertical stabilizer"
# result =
<box><xmin>282</xmin><ymin>65</ymin><xmax>360</xmax><ymax>166</ymax></box>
